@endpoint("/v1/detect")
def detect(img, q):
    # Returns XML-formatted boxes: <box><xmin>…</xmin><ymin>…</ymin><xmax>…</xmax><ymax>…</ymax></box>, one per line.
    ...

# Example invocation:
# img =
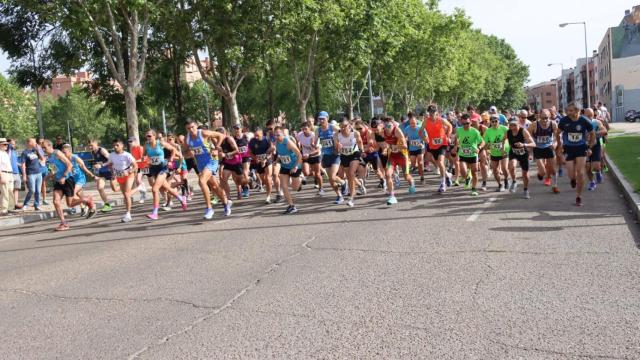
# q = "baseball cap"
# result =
<box><xmin>508</xmin><ymin>119</ymin><xmax>518</xmax><ymax>125</ymax></box>
<box><xmin>318</xmin><ymin>111</ymin><xmax>329</xmax><ymax>119</ymax></box>
<box><xmin>489</xmin><ymin>106</ymin><xmax>498</xmax><ymax>113</ymax></box>
<box><xmin>489</xmin><ymin>114</ymin><xmax>499</xmax><ymax>120</ymax></box>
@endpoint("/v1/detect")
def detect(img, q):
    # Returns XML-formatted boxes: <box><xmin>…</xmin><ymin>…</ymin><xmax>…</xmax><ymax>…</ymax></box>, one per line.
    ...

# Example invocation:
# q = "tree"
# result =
<box><xmin>0</xmin><ymin>74</ymin><xmax>37</xmax><ymax>141</ymax></box>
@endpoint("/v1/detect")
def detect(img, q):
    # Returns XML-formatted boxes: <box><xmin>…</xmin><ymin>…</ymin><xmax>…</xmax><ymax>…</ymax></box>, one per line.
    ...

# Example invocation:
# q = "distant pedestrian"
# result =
<box><xmin>7</xmin><ymin>139</ymin><xmax>23</xmax><ymax>210</ymax></box>
<box><xmin>20</xmin><ymin>138</ymin><xmax>45</xmax><ymax>211</ymax></box>
<box><xmin>0</xmin><ymin>138</ymin><xmax>16</xmax><ymax>215</ymax></box>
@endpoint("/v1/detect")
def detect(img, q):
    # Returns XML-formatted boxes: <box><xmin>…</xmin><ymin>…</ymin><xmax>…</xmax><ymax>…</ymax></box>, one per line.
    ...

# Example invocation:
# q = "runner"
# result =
<box><xmin>529</xmin><ymin>109</ymin><xmax>559</xmax><ymax>193</ymax></box>
<box><xmin>403</xmin><ymin>113</ymin><xmax>428</xmax><ymax>184</ymax></box>
<box><xmin>483</xmin><ymin>114</ymin><xmax>509</xmax><ymax>192</ymax></box>
<box><xmin>37</xmin><ymin>137</ymin><xmax>50</xmax><ymax>205</ymax></box>
<box><xmin>355</xmin><ymin>119</ymin><xmax>383</xmax><ymax>192</ymax></box>
<box><xmin>62</xmin><ymin>144</ymin><xmax>94</xmax><ymax>216</ymax></box>
<box><xmin>41</xmin><ymin>140</ymin><xmax>95</xmax><ymax>231</ymax></box>
<box><xmin>317</xmin><ymin>111</ymin><xmax>346</xmax><ymax>204</ymax></box>
<box><xmin>249</xmin><ymin>126</ymin><xmax>275</xmax><ymax>204</ymax></box>
<box><xmin>296</xmin><ymin>121</ymin><xmax>323</xmax><ymax>195</ymax></box>
<box><xmin>103</xmin><ymin>139</ymin><xmax>138</xmax><ymax>223</ymax></box>
<box><xmin>274</xmin><ymin>126</ymin><xmax>303</xmax><ymax>214</ymax></box>
<box><xmin>232</xmin><ymin>124</ymin><xmax>252</xmax><ymax>198</ymax></box>
<box><xmin>183</xmin><ymin>120</ymin><xmax>232</xmax><ymax>219</ymax></box>
<box><xmin>421</xmin><ymin>105</ymin><xmax>453</xmax><ymax>193</ymax></box>
<box><xmin>218</xmin><ymin>127</ymin><xmax>245</xmax><ymax>201</ymax></box>
<box><xmin>142</xmin><ymin>129</ymin><xmax>188</xmax><ymax>219</ymax></box>
<box><xmin>335</xmin><ymin>117</ymin><xmax>365</xmax><ymax>207</ymax></box>
<box><xmin>557</xmin><ymin>103</ymin><xmax>596</xmax><ymax>206</ymax></box>
<box><xmin>128</xmin><ymin>137</ymin><xmax>148</xmax><ymax>203</ymax></box>
<box><xmin>583</xmin><ymin>108</ymin><xmax>607</xmax><ymax>191</ymax></box>
<box><xmin>470</xmin><ymin>111</ymin><xmax>489</xmax><ymax>191</ymax></box>
<box><xmin>88</xmin><ymin>140</ymin><xmax>118</xmax><ymax>213</ymax></box>
<box><xmin>381</xmin><ymin>116</ymin><xmax>416</xmax><ymax>205</ymax></box>
<box><xmin>507</xmin><ymin>119</ymin><xmax>536</xmax><ymax>199</ymax></box>
<box><xmin>452</xmin><ymin>114</ymin><xmax>484</xmax><ymax>196</ymax></box>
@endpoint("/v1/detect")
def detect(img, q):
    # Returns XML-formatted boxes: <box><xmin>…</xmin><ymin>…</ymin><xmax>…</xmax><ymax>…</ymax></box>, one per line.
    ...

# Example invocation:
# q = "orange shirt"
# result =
<box><xmin>425</xmin><ymin>117</ymin><xmax>448</xmax><ymax>149</ymax></box>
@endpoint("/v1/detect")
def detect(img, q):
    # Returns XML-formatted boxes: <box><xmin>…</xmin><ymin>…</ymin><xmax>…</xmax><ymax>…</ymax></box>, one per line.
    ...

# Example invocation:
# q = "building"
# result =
<box><xmin>597</xmin><ymin>5</ymin><xmax>640</xmax><ymax>121</ymax></box>
<box><xmin>38</xmin><ymin>71</ymin><xmax>92</xmax><ymax>99</ymax></box>
<box><xmin>181</xmin><ymin>57</ymin><xmax>212</xmax><ymax>86</ymax></box>
<box><xmin>525</xmin><ymin>81</ymin><xmax>559</xmax><ymax>111</ymax></box>
<box><xmin>573</xmin><ymin>55</ymin><xmax>597</xmax><ymax>110</ymax></box>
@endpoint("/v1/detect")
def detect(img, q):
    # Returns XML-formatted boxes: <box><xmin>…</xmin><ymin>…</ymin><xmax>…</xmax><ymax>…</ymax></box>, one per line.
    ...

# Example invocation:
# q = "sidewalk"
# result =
<box><xmin>0</xmin><ymin>173</ymin><xmax>201</xmax><ymax>229</ymax></box>
<box><xmin>606</xmin><ymin>123</ymin><xmax>640</xmax><ymax>223</ymax></box>
<box><xmin>609</xmin><ymin>122</ymin><xmax>640</xmax><ymax>135</ymax></box>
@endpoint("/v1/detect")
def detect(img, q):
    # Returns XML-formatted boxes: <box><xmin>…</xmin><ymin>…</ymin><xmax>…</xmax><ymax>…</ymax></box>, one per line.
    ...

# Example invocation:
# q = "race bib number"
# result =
<box><xmin>192</xmin><ymin>146</ymin><xmax>204</xmax><ymax>156</ymax></box>
<box><xmin>432</xmin><ymin>137</ymin><xmax>443</xmax><ymax>145</ymax></box>
<box><xmin>279</xmin><ymin>155</ymin><xmax>292</xmax><ymax>164</ymax></box>
<box><xmin>409</xmin><ymin>140</ymin><xmax>422</xmax><ymax>148</ymax></box>
<box><xmin>391</xmin><ymin>145</ymin><xmax>400</xmax><ymax>153</ymax></box>
<box><xmin>568</xmin><ymin>132</ymin><xmax>583</xmax><ymax>143</ymax></box>
<box><xmin>340</xmin><ymin>146</ymin><xmax>355</xmax><ymax>155</ymax></box>
<box><xmin>256</xmin><ymin>154</ymin><xmax>268</xmax><ymax>161</ymax></box>
<box><xmin>513</xmin><ymin>147</ymin><xmax>526</xmax><ymax>156</ymax></box>
<box><xmin>141</xmin><ymin>168</ymin><xmax>150</xmax><ymax>175</ymax></box>
<box><xmin>238</xmin><ymin>146</ymin><xmax>248</xmax><ymax>154</ymax></box>
<box><xmin>320</xmin><ymin>138</ymin><xmax>333</xmax><ymax>148</ymax></box>
<box><xmin>490</xmin><ymin>143</ymin><xmax>503</xmax><ymax>151</ymax></box>
<box><xmin>28</xmin><ymin>153</ymin><xmax>38</xmax><ymax>160</ymax></box>
<box><xmin>113</xmin><ymin>169</ymin><xmax>127</xmax><ymax>178</ymax></box>
<box><xmin>461</xmin><ymin>147</ymin><xmax>474</xmax><ymax>156</ymax></box>
<box><xmin>149</xmin><ymin>156</ymin><xmax>163</xmax><ymax>166</ymax></box>
<box><xmin>536</xmin><ymin>136</ymin><xmax>550</xmax><ymax>144</ymax></box>
<box><xmin>224</xmin><ymin>152</ymin><xmax>234</xmax><ymax>159</ymax></box>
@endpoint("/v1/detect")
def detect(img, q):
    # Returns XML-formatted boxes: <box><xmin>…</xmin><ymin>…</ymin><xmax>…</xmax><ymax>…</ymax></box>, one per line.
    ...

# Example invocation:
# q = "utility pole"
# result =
<box><xmin>368</xmin><ymin>63</ymin><xmax>374</xmax><ymax>119</ymax></box>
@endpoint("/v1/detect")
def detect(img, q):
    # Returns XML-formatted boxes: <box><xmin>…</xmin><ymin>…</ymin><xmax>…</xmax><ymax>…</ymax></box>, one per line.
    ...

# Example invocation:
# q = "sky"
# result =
<box><xmin>0</xmin><ymin>0</ymin><xmax>637</xmax><ymax>86</ymax></box>
<box><xmin>438</xmin><ymin>0</ymin><xmax>638</xmax><ymax>85</ymax></box>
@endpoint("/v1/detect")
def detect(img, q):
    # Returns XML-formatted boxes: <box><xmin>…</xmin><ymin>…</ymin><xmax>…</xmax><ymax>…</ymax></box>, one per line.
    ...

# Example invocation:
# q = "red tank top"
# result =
<box><xmin>425</xmin><ymin>117</ymin><xmax>448</xmax><ymax>148</ymax></box>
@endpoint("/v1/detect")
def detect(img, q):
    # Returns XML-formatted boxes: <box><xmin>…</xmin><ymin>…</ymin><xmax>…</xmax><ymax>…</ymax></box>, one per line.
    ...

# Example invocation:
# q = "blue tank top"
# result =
<box><xmin>71</xmin><ymin>155</ymin><xmax>86</xmax><ymax>184</ymax></box>
<box><xmin>145</xmin><ymin>141</ymin><xmax>166</xmax><ymax>167</ymax></box>
<box><xmin>275</xmin><ymin>137</ymin><xmax>297</xmax><ymax>168</ymax></box>
<box><xmin>404</xmin><ymin>126</ymin><xmax>425</xmax><ymax>151</ymax></box>
<box><xmin>51</xmin><ymin>151</ymin><xmax>71</xmax><ymax>181</ymax></box>
<box><xmin>534</xmin><ymin>123</ymin><xmax>554</xmax><ymax>149</ymax></box>
<box><xmin>186</xmin><ymin>130</ymin><xmax>213</xmax><ymax>170</ymax></box>
<box><xmin>559</xmin><ymin>116</ymin><xmax>593</xmax><ymax>147</ymax></box>
<box><xmin>591</xmin><ymin>119</ymin><xmax>601</xmax><ymax>141</ymax></box>
<box><xmin>318</xmin><ymin>127</ymin><xmax>336</xmax><ymax>156</ymax></box>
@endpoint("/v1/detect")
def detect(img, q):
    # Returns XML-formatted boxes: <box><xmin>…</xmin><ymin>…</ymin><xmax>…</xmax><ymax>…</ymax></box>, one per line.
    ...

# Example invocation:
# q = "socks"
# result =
<box><xmin>152</xmin><ymin>207</ymin><xmax>159</xmax><ymax>215</ymax></box>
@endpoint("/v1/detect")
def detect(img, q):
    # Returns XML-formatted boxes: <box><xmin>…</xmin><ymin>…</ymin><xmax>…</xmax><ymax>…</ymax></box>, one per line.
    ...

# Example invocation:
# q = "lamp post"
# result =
<box><xmin>560</xmin><ymin>22</ymin><xmax>591</xmax><ymax>108</ymax></box>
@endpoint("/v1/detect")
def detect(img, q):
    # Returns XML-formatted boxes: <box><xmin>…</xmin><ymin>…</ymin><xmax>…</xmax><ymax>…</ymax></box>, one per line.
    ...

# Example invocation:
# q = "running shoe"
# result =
<box><xmin>69</xmin><ymin>207</ymin><xmax>77</xmax><ymax>215</ymax></box>
<box><xmin>509</xmin><ymin>182</ymin><xmax>517</xmax><ymax>193</ymax></box>
<box><xmin>242</xmin><ymin>187</ymin><xmax>250</xmax><ymax>198</ymax></box>
<box><xmin>204</xmin><ymin>208</ymin><xmax>214</xmax><ymax>220</ymax></box>
<box><xmin>408</xmin><ymin>184</ymin><xmax>417</xmax><ymax>194</ymax></box>
<box><xmin>283</xmin><ymin>205</ymin><xmax>298</xmax><ymax>215</ymax></box>
<box><xmin>575</xmin><ymin>196</ymin><xmax>583</xmax><ymax>206</ymax></box>
<box><xmin>335</xmin><ymin>196</ymin><xmax>344</xmax><ymax>205</ymax></box>
<box><xmin>274</xmin><ymin>194</ymin><xmax>282</xmax><ymax>203</ymax></box>
<box><xmin>147</xmin><ymin>213</ymin><xmax>159</xmax><ymax>220</ymax></box>
<box><xmin>435</xmin><ymin>168</ymin><xmax>441</xmax><ymax>175</ymax></box>
<box><xmin>265</xmin><ymin>196</ymin><xmax>272</xmax><ymax>204</ymax></box>
<box><xmin>139</xmin><ymin>191</ymin><xmax>146</xmax><ymax>204</ymax></box>
<box><xmin>180</xmin><ymin>197</ymin><xmax>188</xmax><ymax>211</ymax></box>
<box><xmin>603</xmin><ymin>164</ymin><xmax>609</xmax><ymax>173</ymax></box>
<box><xmin>212</xmin><ymin>196</ymin><xmax>219</xmax><ymax>205</ymax></box>
<box><xmin>552</xmin><ymin>186</ymin><xmax>560</xmax><ymax>194</ymax></box>
<box><xmin>453</xmin><ymin>179</ymin><xmax>461</xmax><ymax>187</ymax></box>
<box><xmin>377</xmin><ymin>179</ymin><xmax>385</xmax><ymax>189</ymax></box>
<box><xmin>537</xmin><ymin>174</ymin><xmax>544</xmax><ymax>181</ymax></box>
<box><xmin>464</xmin><ymin>177</ymin><xmax>471</xmax><ymax>190</ymax></box>
<box><xmin>358</xmin><ymin>182</ymin><xmax>367</xmax><ymax>195</ymax></box>
<box><xmin>481</xmin><ymin>181</ymin><xmax>487</xmax><ymax>192</ymax></box>
<box><xmin>100</xmin><ymin>203</ymin><xmax>112</xmax><ymax>213</ymax></box>
<box><xmin>558</xmin><ymin>168</ymin><xmax>564</xmax><ymax>177</ymax></box>
<box><xmin>187</xmin><ymin>192</ymin><xmax>193</xmax><ymax>201</ymax></box>
<box><xmin>523</xmin><ymin>190</ymin><xmax>531</xmax><ymax>199</ymax></box>
<box><xmin>340</xmin><ymin>182</ymin><xmax>348</xmax><ymax>196</ymax></box>
<box><xmin>54</xmin><ymin>223</ymin><xmax>70</xmax><ymax>232</ymax></box>
<box><xmin>438</xmin><ymin>183</ymin><xmax>446</xmax><ymax>193</ymax></box>
<box><xmin>386</xmin><ymin>196</ymin><xmax>398</xmax><ymax>205</ymax></box>
<box><xmin>346</xmin><ymin>199</ymin><xmax>354</xmax><ymax>207</ymax></box>
<box><xmin>301</xmin><ymin>177</ymin><xmax>307</xmax><ymax>186</ymax></box>
<box><xmin>470</xmin><ymin>190</ymin><xmax>479</xmax><ymax>196</ymax></box>
<box><xmin>317</xmin><ymin>188</ymin><xmax>325</xmax><ymax>196</ymax></box>
<box><xmin>570</xmin><ymin>179</ymin><xmax>577</xmax><ymax>189</ymax></box>
<box><xmin>393</xmin><ymin>175</ymin><xmax>401</xmax><ymax>188</ymax></box>
<box><xmin>495</xmin><ymin>185</ymin><xmax>503</xmax><ymax>192</ymax></box>
<box><xmin>419</xmin><ymin>176</ymin><xmax>425</xmax><ymax>184</ymax></box>
<box><xmin>86</xmin><ymin>197</ymin><xmax>96</xmax><ymax>219</ymax></box>
<box><xmin>80</xmin><ymin>207</ymin><xmax>87</xmax><ymax>217</ymax></box>
<box><xmin>588</xmin><ymin>181</ymin><xmax>597</xmax><ymax>191</ymax></box>
<box><xmin>224</xmin><ymin>200</ymin><xmax>233</xmax><ymax>216</ymax></box>
<box><xmin>543</xmin><ymin>177</ymin><xmax>552</xmax><ymax>186</ymax></box>
<box><xmin>596</xmin><ymin>172</ymin><xmax>603</xmax><ymax>184</ymax></box>
<box><xmin>445</xmin><ymin>175</ymin><xmax>453</xmax><ymax>187</ymax></box>
<box><xmin>161</xmin><ymin>204</ymin><xmax>172</xmax><ymax>211</ymax></box>
<box><xmin>42</xmin><ymin>200</ymin><xmax>50</xmax><ymax>205</ymax></box>
<box><xmin>121</xmin><ymin>213</ymin><xmax>132</xmax><ymax>223</ymax></box>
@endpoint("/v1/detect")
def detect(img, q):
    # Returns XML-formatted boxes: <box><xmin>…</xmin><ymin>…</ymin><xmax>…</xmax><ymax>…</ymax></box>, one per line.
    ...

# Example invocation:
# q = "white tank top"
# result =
<box><xmin>337</xmin><ymin>131</ymin><xmax>358</xmax><ymax>155</ymax></box>
<box><xmin>296</xmin><ymin>132</ymin><xmax>316</xmax><ymax>156</ymax></box>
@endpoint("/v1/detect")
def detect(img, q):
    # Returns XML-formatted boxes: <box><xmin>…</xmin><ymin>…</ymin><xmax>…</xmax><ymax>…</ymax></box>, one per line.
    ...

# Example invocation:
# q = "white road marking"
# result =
<box><xmin>0</xmin><ymin>236</ymin><xmax>16</xmax><ymax>243</ymax></box>
<box><xmin>466</xmin><ymin>197</ymin><xmax>498</xmax><ymax>222</ymax></box>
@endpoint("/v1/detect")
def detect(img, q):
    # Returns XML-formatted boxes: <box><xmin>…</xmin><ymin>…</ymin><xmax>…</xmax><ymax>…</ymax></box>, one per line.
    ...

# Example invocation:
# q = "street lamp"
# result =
<box><xmin>559</xmin><ymin>21</ymin><xmax>591</xmax><ymax>108</ymax></box>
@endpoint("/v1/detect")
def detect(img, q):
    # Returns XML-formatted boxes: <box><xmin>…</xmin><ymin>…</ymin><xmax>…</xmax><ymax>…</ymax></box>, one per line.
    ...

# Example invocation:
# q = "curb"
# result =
<box><xmin>606</xmin><ymin>157</ymin><xmax>640</xmax><ymax>224</ymax></box>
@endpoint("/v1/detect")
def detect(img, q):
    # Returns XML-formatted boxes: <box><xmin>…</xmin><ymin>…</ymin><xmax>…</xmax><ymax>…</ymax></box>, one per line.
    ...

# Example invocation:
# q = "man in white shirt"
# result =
<box><xmin>0</xmin><ymin>138</ymin><xmax>16</xmax><ymax>214</ymax></box>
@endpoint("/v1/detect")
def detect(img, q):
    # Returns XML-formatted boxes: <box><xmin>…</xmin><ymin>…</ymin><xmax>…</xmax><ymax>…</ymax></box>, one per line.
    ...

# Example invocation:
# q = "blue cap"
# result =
<box><xmin>318</xmin><ymin>111</ymin><xmax>329</xmax><ymax>119</ymax></box>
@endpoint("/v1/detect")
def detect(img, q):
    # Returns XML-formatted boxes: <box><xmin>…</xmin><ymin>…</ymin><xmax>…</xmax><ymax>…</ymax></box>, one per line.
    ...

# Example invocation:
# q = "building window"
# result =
<box><xmin>545</xmin><ymin>92</ymin><xmax>552</xmax><ymax>96</ymax></box>
<box><xmin>55</xmin><ymin>83</ymin><xmax>61</xmax><ymax>89</ymax></box>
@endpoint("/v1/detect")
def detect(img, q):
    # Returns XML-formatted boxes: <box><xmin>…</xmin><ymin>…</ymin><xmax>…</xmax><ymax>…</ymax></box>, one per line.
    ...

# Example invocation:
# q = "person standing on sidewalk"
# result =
<box><xmin>20</xmin><ymin>138</ymin><xmax>45</xmax><ymax>211</ymax></box>
<box><xmin>7</xmin><ymin>139</ymin><xmax>23</xmax><ymax>211</ymax></box>
<box><xmin>0</xmin><ymin>138</ymin><xmax>17</xmax><ymax>215</ymax></box>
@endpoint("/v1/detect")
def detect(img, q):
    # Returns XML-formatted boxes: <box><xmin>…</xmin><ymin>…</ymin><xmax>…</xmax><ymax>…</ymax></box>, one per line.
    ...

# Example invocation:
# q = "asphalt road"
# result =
<box><xmin>1</xmin><ymin>169</ymin><xmax>639</xmax><ymax>359</ymax></box>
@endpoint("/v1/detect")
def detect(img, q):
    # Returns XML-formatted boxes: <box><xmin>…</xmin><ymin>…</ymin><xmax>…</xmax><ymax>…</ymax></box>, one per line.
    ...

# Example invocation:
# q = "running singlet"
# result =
<box><xmin>403</xmin><ymin>126</ymin><xmax>426</xmax><ymax>152</ymax></box>
<box><xmin>456</xmin><ymin>127</ymin><xmax>483</xmax><ymax>158</ymax></box>
<box><xmin>275</xmin><ymin>137</ymin><xmax>298</xmax><ymax>168</ymax></box>
<box><xmin>337</xmin><ymin>131</ymin><xmax>359</xmax><ymax>155</ymax></box>
<box><xmin>534</xmin><ymin>123</ymin><xmax>554</xmax><ymax>149</ymax></box>
<box><xmin>221</xmin><ymin>137</ymin><xmax>242</xmax><ymax>165</ymax></box>
<box><xmin>249</xmin><ymin>137</ymin><xmax>271</xmax><ymax>163</ymax></box>
<box><xmin>234</xmin><ymin>135</ymin><xmax>250</xmax><ymax>158</ymax></box>
<box><xmin>71</xmin><ymin>155</ymin><xmax>85</xmax><ymax>185</ymax></box>
<box><xmin>558</xmin><ymin>116</ymin><xmax>593</xmax><ymax>147</ymax></box>
<box><xmin>92</xmin><ymin>147</ymin><xmax>109</xmax><ymax>166</ymax></box>
<box><xmin>507</xmin><ymin>128</ymin><xmax>527</xmax><ymax>156</ymax></box>
<box><xmin>425</xmin><ymin>117</ymin><xmax>448</xmax><ymax>149</ymax></box>
<box><xmin>130</xmin><ymin>145</ymin><xmax>148</xmax><ymax>169</ymax></box>
<box><xmin>145</xmin><ymin>141</ymin><xmax>166</xmax><ymax>167</ymax></box>
<box><xmin>318</xmin><ymin>127</ymin><xmax>337</xmax><ymax>156</ymax></box>
<box><xmin>51</xmin><ymin>151</ymin><xmax>71</xmax><ymax>181</ymax></box>
<box><xmin>186</xmin><ymin>130</ymin><xmax>214</xmax><ymax>171</ymax></box>
<box><xmin>384</xmin><ymin>126</ymin><xmax>404</xmax><ymax>155</ymax></box>
<box><xmin>483</xmin><ymin>126</ymin><xmax>509</xmax><ymax>157</ymax></box>
<box><xmin>296</xmin><ymin>133</ymin><xmax>317</xmax><ymax>156</ymax></box>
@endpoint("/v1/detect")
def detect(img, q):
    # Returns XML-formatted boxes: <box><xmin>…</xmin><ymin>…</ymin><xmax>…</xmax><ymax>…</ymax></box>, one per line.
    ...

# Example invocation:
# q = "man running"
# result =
<box><xmin>380</xmin><ymin>116</ymin><xmax>416</xmax><ymax>204</ymax></box>
<box><xmin>452</xmin><ymin>114</ymin><xmax>484</xmax><ymax>196</ymax></box>
<box><xmin>129</xmin><ymin>137</ymin><xmax>148</xmax><ymax>203</ymax></box>
<box><xmin>583</xmin><ymin>108</ymin><xmax>607</xmax><ymax>192</ymax></box>
<box><xmin>483</xmin><ymin>114</ymin><xmax>509</xmax><ymax>192</ymax></box>
<box><xmin>42</xmin><ymin>140</ymin><xmax>95</xmax><ymax>231</ymax></box>
<box><xmin>274</xmin><ymin>126</ymin><xmax>303</xmax><ymax>214</ymax></box>
<box><xmin>184</xmin><ymin>120</ymin><xmax>232</xmax><ymax>219</ymax></box>
<box><xmin>557</xmin><ymin>103</ymin><xmax>596</xmax><ymax>206</ymax></box>
<box><xmin>403</xmin><ymin>113</ymin><xmax>428</xmax><ymax>184</ymax></box>
<box><xmin>296</xmin><ymin>121</ymin><xmax>323</xmax><ymax>195</ymax></box>
<box><xmin>507</xmin><ymin>119</ymin><xmax>536</xmax><ymax>199</ymax></box>
<box><xmin>89</xmin><ymin>140</ymin><xmax>118</xmax><ymax>213</ymax></box>
<box><xmin>529</xmin><ymin>109</ymin><xmax>559</xmax><ymax>193</ymax></box>
<box><xmin>335</xmin><ymin>117</ymin><xmax>365</xmax><ymax>207</ymax></box>
<box><xmin>249</xmin><ymin>126</ymin><xmax>275</xmax><ymax>204</ymax></box>
<box><xmin>232</xmin><ymin>124</ymin><xmax>252</xmax><ymax>198</ymax></box>
<box><xmin>421</xmin><ymin>105</ymin><xmax>452</xmax><ymax>193</ymax></box>
<box><xmin>317</xmin><ymin>111</ymin><xmax>346</xmax><ymax>204</ymax></box>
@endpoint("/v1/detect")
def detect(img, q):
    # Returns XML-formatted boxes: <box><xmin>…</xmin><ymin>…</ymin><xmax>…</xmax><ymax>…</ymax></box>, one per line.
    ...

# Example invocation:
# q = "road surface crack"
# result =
<box><xmin>127</xmin><ymin>237</ymin><xmax>315</xmax><ymax>359</ymax></box>
<box><xmin>305</xmin><ymin>246</ymin><xmax>614</xmax><ymax>256</ymax></box>
<box><xmin>0</xmin><ymin>288</ymin><xmax>217</xmax><ymax>309</ymax></box>
<box><xmin>488</xmin><ymin>338</ymin><xmax>626</xmax><ymax>359</ymax></box>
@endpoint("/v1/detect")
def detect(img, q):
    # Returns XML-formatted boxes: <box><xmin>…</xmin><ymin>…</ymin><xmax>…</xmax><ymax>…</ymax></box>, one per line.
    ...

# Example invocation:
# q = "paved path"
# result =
<box><xmin>1</xmin><ymin>170</ymin><xmax>639</xmax><ymax>359</ymax></box>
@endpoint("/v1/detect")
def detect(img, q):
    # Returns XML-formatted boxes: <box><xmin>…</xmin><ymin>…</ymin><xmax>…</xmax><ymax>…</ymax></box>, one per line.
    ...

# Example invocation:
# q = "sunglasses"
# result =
<box><xmin>490</xmin><ymin>120</ymin><xmax>498</xmax><ymax>123</ymax></box>
<box><xmin>145</xmin><ymin>135</ymin><xmax>153</xmax><ymax>138</ymax></box>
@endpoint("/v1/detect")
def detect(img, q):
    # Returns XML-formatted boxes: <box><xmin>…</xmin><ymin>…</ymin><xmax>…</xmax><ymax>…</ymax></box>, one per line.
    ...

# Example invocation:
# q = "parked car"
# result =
<box><xmin>625</xmin><ymin>109</ymin><xmax>640</xmax><ymax>122</ymax></box>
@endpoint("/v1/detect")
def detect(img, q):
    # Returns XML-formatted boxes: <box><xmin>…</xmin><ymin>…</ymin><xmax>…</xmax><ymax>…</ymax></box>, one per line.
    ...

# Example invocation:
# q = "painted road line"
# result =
<box><xmin>466</xmin><ymin>197</ymin><xmax>498</xmax><ymax>222</ymax></box>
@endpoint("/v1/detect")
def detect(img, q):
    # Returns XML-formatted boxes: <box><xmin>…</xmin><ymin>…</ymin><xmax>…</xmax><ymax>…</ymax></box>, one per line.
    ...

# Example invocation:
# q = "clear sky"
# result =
<box><xmin>1</xmin><ymin>1</ymin><xmax>637</xmax><ymax>86</ymax></box>
<box><xmin>439</xmin><ymin>0</ymin><xmax>639</xmax><ymax>85</ymax></box>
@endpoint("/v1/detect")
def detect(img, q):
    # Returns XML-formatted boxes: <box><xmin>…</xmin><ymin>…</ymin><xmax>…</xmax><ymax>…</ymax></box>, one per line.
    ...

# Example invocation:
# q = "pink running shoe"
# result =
<box><xmin>147</xmin><ymin>213</ymin><xmax>159</xmax><ymax>220</ymax></box>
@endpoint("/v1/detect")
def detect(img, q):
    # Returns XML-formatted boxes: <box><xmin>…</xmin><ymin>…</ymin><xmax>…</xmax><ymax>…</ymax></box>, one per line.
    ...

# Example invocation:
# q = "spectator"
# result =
<box><xmin>53</xmin><ymin>135</ymin><xmax>65</xmax><ymax>151</ymax></box>
<box><xmin>7</xmin><ymin>139</ymin><xmax>23</xmax><ymax>210</ymax></box>
<box><xmin>0</xmin><ymin>138</ymin><xmax>16</xmax><ymax>215</ymax></box>
<box><xmin>21</xmin><ymin>138</ymin><xmax>45</xmax><ymax>211</ymax></box>
<box><xmin>37</xmin><ymin>137</ymin><xmax>50</xmax><ymax>205</ymax></box>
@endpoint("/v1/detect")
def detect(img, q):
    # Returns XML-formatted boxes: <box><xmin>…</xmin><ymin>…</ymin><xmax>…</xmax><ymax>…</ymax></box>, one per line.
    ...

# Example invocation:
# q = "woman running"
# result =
<box><xmin>335</xmin><ymin>117</ymin><xmax>365</xmax><ymax>207</ymax></box>
<box><xmin>274</xmin><ymin>126</ymin><xmax>303</xmax><ymax>214</ymax></box>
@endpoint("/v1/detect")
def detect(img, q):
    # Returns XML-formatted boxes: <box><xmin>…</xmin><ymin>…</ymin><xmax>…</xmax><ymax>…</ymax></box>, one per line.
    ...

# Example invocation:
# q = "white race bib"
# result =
<box><xmin>432</xmin><ymin>137</ymin><xmax>443</xmax><ymax>145</ymax></box>
<box><xmin>238</xmin><ymin>146</ymin><xmax>248</xmax><ymax>154</ymax></box>
<box><xmin>141</xmin><ymin>168</ymin><xmax>150</xmax><ymax>175</ymax></box>
<box><xmin>568</xmin><ymin>132</ymin><xmax>583</xmax><ymax>143</ymax></box>
<box><xmin>192</xmin><ymin>146</ymin><xmax>204</xmax><ymax>156</ymax></box>
<box><xmin>279</xmin><ymin>155</ymin><xmax>292</xmax><ymax>164</ymax></box>
<box><xmin>490</xmin><ymin>143</ymin><xmax>503</xmax><ymax>151</ymax></box>
<box><xmin>113</xmin><ymin>169</ymin><xmax>128</xmax><ymax>178</ymax></box>
<box><xmin>513</xmin><ymin>147</ymin><xmax>526</xmax><ymax>156</ymax></box>
<box><xmin>149</xmin><ymin>156</ymin><xmax>163</xmax><ymax>166</ymax></box>
<box><xmin>461</xmin><ymin>147</ymin><xmax>473</xmax><ymax>156</ymax></box>
<box><xmin>257</xmin><ymin>154</ymin><xmax>268</xmax><ymax>161</ymax></box>
<box><xmin>536</xmin><ymin>136</ymin><xmax>551</xmax><ymax>144</ymax></box>
<box><xmin>391</xmin><ymin>145</ymin><xmax>400</xmax><ymax>153</ymax></box>
<box><xmin>320</xmin><ymin>139</ymin><xmax>333</xmax><ymax>148</ymax></box>
<box><xmin>340</xmin><ymin>146</ymin><xmax>355</xmax><ymax>155</ymax></box>
<box><xmin>409</xmin><ymin>140</ymin><xmax>422</xmax><ymax>148</ymax></box>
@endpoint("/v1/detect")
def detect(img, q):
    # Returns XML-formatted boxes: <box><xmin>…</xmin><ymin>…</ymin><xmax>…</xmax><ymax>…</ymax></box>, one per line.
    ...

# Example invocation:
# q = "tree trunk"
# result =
<box><xmin>225</xmin><ymin>92</ymin><xmax>240</xmax><ymax>126</ymax></box>
<box><xmin>313</xmin><ymin>78</ymin><xmax>321</xmax><ymax>115</ymax></box>
<box><xmin>124</xmin><ymin>86</ymin><xmax>140</xmax><ymax>143</ymax></box>
<box><xmin>298</xmin><ymin>98</ymin><xmax>308</xmax><ymax>124</ymax></box>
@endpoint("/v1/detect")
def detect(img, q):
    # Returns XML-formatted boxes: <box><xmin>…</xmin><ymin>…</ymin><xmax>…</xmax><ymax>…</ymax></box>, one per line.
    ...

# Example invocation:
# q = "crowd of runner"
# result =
<box><xmin>0</xmin><ymin>101</ymin><xmax>610</xmax><ymax>231</ymax></box>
